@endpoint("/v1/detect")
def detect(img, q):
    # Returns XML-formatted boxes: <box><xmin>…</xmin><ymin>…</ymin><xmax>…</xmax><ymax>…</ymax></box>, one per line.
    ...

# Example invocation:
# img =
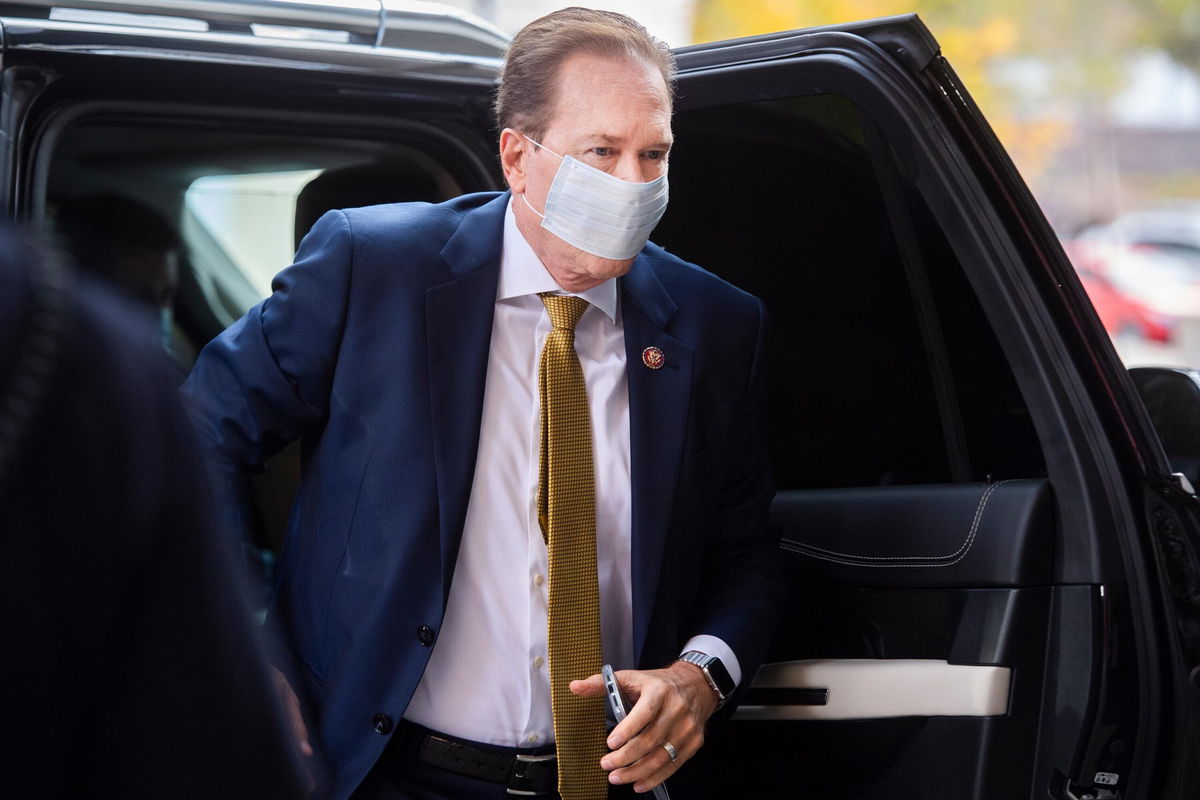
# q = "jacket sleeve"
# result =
<box><xmin>690</xmin><ymin>296</ymin><xmax>783</xmax><ymax>708</ymax></box>
<box><xmin>181</xmin><ymin>209</ymin><xmax>355</xmax><ymax>551</ymax></box>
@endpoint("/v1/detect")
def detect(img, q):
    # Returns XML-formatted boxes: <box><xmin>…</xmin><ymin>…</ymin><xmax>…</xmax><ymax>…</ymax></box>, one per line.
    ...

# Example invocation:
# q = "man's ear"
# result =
<box><xmin>499</xmin><ymin>128</ymin><xmax>528</xmax><ymax>195</ymax></box>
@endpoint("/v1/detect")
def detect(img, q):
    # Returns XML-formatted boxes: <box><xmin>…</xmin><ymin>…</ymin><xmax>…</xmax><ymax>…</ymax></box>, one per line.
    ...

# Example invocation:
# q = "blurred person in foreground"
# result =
<box><xmin>182</xmin><ymin>7</ymin><xmax>782</xmax><ymax>800</ymax></box>
<box><xmin>0</xmin><ymin>229</ymin><xmax>310</xmax><ymax>798</ymax></box>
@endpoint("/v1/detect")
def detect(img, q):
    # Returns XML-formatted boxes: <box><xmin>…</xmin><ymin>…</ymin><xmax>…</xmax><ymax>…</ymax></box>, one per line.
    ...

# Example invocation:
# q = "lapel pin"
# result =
<box><xmin>642</xmin><ymin>346</ymin><xmax>665</xmax><ymax>370</ymax></box>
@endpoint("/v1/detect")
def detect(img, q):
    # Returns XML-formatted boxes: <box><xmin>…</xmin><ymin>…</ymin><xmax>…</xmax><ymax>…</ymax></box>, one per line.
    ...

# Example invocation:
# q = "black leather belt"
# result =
<box><xmin>392</xmin><ymin>721</ymin><xmax>558</xmax><ymax>797</ymax></box>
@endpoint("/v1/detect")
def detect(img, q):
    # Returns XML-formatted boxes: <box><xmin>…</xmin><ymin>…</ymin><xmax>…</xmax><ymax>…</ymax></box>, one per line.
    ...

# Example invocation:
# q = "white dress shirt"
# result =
<box><xmin>403</xmin><ymin>200</ymin><xmax>739</xmax><ymax>746</ymax></box>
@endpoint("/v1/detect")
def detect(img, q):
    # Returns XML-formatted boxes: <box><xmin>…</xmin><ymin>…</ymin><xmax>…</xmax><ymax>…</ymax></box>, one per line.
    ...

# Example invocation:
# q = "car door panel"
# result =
<box><xmin>739</xmin><ymin>658</ymin><xmax>1012</xmax><ymax>720</ymax></box>
<box><xmin>774</xmin><ymin>480</ymin><xmax>1054</xmax><ymax>587</ymax></box>
<box><xmin>714</xmin><ymin>582</ymin><xmax>1056</xmax><ymax>799</ymax></box>
<box><xmin>711</xmin><ymin>484</ymin><xmax>1057</xmax><ymax>797</ymax></box>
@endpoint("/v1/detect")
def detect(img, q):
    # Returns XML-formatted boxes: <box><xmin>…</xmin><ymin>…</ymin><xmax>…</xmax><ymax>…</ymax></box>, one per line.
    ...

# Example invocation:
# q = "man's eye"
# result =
<box><xmin>591</xmin><ymin>147</ymin><xmax>614</xmax><ymax>157</ymax></box>
<box><xmin>644</xmin><ymin>150</ymin><xmax>667</xmax><ymax>161</ymax></box>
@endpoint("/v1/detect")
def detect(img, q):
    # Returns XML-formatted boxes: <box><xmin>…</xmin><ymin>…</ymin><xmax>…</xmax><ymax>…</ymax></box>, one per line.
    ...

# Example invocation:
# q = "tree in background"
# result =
<box><xmin>1138</xmin><ymin>0</ymin><xmax>1200</xmax><ymax>73</ymax></box>
<box><xmin>692</xmin><ymin>0</ymin><xmax>1199</xmax><ymax>203</ymax></box>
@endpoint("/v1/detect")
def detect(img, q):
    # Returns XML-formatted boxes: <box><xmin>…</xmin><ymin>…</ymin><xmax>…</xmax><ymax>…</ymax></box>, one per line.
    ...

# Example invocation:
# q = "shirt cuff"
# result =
<box><xmin>679</xmin><ymin>634</ymin><xmax>743</xmax><ymax>688</ymax></box>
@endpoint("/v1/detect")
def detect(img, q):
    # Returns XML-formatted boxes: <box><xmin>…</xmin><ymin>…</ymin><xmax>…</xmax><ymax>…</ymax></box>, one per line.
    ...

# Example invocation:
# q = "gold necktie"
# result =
<box><xmin>537</xmin><ymin>293</ymin><xmax>608</xmax><ymax>800</ymax></box>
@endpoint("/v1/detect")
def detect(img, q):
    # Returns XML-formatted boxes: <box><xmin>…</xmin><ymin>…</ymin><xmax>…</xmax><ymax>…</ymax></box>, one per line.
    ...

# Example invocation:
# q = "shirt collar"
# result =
<box><xmin>498</xmin><ymin>198</ymin><xmax>619</xmax><ymax>322</ymax></box>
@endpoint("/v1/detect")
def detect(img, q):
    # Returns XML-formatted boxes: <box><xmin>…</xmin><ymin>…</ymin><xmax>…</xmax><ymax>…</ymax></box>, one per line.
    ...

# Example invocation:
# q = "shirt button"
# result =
<box><xmin>417</xmin><ymin>624</ymin><xmax>436</xmax><ymax>646</ymax></box>
<box><xmin>534</xmin><ymin>574</ymin><xmax>545</xmax><ymax>586</ymax></box>
<box><xmin>527</xmin><ymin>733</ymin><xmax>540</xmax><ymax>744</ymax></box>
<box><xmin>533</xmin><ymin>656</ymin><xmax>544</xmax><ymax>668</ymax></box>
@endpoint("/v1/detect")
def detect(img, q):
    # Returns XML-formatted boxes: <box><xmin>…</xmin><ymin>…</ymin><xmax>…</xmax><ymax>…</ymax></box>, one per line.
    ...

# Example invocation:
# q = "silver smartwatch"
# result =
<box><xmin>677</xmin><ymin>650</ymin><xmax>736</xmax><ymax>708</ymax></box>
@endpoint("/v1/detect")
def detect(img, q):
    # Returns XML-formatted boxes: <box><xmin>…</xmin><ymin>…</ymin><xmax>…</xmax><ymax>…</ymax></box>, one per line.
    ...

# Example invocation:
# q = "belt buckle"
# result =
<box><xmin>507</xmin><ymin>752</ymin><xmax>557</xmax><ymax>797</ymax></box>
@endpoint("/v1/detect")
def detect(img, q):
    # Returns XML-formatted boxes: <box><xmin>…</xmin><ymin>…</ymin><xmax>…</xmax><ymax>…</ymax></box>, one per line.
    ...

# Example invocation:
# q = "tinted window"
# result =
<box><xmin>43</xmin><ymin>120</ymin><xmax>465</xmax><ymax>361</ymax></box>
<box><xmin>38</xmin><ymin>115</ymin><xmax>479</xmax><ymax>553</ymax></box>
<box><xmin>658</xmin><ymin>94</ymin><xmax>1045</xmax><ymax>488</ymax></box>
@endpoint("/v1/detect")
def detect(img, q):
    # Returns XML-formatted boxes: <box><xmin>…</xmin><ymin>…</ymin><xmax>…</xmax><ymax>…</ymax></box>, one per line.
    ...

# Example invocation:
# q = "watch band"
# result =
<box><xmin>677</xmin><ymin>650</ymin><xmax>735</xmax><ymax>708</ymax></box>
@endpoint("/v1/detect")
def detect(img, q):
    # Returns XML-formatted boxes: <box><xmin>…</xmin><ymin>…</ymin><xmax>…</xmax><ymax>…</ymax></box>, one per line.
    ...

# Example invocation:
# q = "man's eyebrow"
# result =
<box><xmin>588</xmin><ymin>134</ymin><xmax>674</xmax><ymax>149</ymax></box>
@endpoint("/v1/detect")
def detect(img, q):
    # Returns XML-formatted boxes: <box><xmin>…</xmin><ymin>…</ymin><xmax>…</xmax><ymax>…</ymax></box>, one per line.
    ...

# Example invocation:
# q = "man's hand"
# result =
<box><xmin>570</xmin><ymin>662</ymin><xmax>720</xmax><ymax>793</ymax></box>
<box><xmin>271</xmin><ymin>666</ymin><xmax>314</xmax><ymax>758</ymax></box>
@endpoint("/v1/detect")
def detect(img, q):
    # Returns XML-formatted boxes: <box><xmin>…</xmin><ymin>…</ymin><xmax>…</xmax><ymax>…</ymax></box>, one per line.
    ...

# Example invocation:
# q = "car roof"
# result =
<box><xmin>0</xmin><ymin>0</ymin><xmax>508</xmax><ymax>83</ymax></box>
<box><xmin>673</xmin><ymin>14</ymin><xmax>940</xmax><ymax>75</ymax></box>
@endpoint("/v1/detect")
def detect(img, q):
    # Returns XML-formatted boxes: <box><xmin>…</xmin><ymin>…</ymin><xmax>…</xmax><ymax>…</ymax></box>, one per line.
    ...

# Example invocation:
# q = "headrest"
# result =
<box><xmin>294</xmin><ymin>165</ymin><xmax>441</xmax><ymax>249</ymax></box>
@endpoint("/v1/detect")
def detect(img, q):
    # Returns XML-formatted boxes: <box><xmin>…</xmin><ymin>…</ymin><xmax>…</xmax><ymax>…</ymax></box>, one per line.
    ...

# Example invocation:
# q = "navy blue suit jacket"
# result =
<box><xmin>183</xmin><ymin>191</ymin><xmax>781</xmax><ymax>799</ymax></box>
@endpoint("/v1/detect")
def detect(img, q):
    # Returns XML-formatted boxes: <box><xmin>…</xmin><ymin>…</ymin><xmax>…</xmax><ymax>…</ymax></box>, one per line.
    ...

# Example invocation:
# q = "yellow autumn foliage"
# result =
<box><xmin>691</xmin><ymin>0</ymin><xmax>1071</xmax><ymax>181</ymax></box>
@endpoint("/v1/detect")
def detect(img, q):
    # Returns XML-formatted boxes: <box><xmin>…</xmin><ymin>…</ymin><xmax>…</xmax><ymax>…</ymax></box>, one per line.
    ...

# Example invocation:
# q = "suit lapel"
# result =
<box><xmin>426</xmin><ymin>209</ymin><xmax>694</xmax><ymax>649</ymax></box>
<box><xmin>426</xmin><ymin>193</ymin><xmax>508</xmax><ymax>601</ymax></box>
<box><xmin>621</xmin><ymin>257</ymin><xmax>693</xmax><ymax>665</ymax></box>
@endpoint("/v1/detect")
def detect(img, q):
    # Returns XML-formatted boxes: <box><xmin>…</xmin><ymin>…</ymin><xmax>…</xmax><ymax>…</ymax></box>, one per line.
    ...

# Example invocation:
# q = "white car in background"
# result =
<box><xmin>1080</xmin><ymin>203</ymin><xmax>1200</xmax><ymax>315</ymax></box>
<box><xmin>1067</xmin><ymin>237</ymin><xmax>1200</xmax><ymax>317</ymax></box>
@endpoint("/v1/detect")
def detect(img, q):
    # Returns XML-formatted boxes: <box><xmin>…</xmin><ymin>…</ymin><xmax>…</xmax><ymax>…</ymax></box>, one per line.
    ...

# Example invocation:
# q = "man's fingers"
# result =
<box><xmin>591</xmin><ymin>663</ymin><xmax>720</xmax><ymax>791</ymax></box>
<box><xmin>604</xmin><ymin>716</ymin><xmax>672</xmax><ymax>771</ymax></box>
<box><xmin>612</xmin><ymin>668</ymin><xmax>645</xmax><ymax>703</ymax></box>
<box><xmin>606</xmin><ymin>670</ymin><xmax>657</xmax><ymax>749</ymax></box>
<box><xmin>286</xmin><ymin>689</ymin><xmax>314</xmax><ymax>757</ymax></box>
<box><xmin>569</xmin><ymin>674</ymin><xmax>604</xmax><ymax>697</ymax></box>
<box><xmin>608</xmin><ymin>730</ymin><xmax>694</xmax><ymax>791</ymax></box>
<box><xmin>611</xmin><ymin>723</ymin><xmax>703</xmax><ymax>792</ymax></box>
<box><xmin>270</xmin><ymin>668</ymin><xmax>316</xmax><ymax>796</ymax></box>
<box><xmin>599</xmin><ymin>663</ymin><xmax>718</xmax><ymax>790</ymax></box>
<box><xmin>605</xmin><ymin>704</ymin><xmax>696</xmax><ymax>772</ymax></box>
<box><xmin>271</xmin><ymin>667</ymin><xmax>313</xmax><ymax>757</ymax></box>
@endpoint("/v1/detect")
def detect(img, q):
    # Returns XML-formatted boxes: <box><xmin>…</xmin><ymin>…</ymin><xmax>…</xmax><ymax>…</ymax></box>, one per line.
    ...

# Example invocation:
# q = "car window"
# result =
<box><xmin>658</xmin><ymin>93</ymin><xmax>1047</xmax><ymax>489</ymax></box>
<box><xmin>33</xmin><ymin>109</ymin><xmax>496</xmax><ymax>557</ymax></box>
<box><xmin>41</xmin><ymin>118</ymin><xmax>469</xmax><ymax>361</ymax></box>
<box><xmin>185</xmin><ymin>169</ymin><xmax>324</xmax><ymax>299</ymax></box>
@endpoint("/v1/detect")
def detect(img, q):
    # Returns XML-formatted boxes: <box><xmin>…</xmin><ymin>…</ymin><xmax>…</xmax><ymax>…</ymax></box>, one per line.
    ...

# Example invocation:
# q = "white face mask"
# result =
<box><xmin>520</xmin><ymin>136</ymin><xmax>669</xmax><ymax>261</ymax></box>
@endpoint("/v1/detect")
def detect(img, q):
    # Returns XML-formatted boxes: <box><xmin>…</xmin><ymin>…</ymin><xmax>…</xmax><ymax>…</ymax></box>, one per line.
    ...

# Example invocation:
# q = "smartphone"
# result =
<box><xmin>601</xmin><ymin>664</ymin><xmax>671</xmax><ymax>800</ymax></box>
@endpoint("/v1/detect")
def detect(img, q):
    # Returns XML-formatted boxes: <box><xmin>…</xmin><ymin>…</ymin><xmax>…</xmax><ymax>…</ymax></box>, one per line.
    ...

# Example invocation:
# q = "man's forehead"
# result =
<box><xmin>545</xmin><ymin>98</ymin><xmax>674</xmax><ymax>143</ymax></box>
<box><xmin>543</xmin><ymin>54</ymin><xmax>671</xmax><ymax>123</ymax></box>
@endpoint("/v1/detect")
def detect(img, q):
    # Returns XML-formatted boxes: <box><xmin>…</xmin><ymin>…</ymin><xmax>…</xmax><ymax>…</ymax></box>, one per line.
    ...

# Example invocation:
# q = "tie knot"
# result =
<box><xmin>539</xmin><ymin>293</ymin><xmax>589</xmax><ymax>332</ymax></box>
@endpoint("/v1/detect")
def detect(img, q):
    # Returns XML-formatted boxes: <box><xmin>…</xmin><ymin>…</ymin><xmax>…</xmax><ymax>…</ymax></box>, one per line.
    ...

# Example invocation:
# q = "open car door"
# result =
<box><xmin>654</xmin><ymin>15</ymin><xmax>1200</xmax><ymax>800</ymax></box>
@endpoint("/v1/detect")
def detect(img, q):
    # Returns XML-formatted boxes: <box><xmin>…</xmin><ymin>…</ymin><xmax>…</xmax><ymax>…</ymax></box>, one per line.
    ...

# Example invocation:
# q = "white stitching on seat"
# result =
<box><xmin>777</xmin><ymin>480</ymin><xmax>1016</xmax><ymax>569</ymax></box>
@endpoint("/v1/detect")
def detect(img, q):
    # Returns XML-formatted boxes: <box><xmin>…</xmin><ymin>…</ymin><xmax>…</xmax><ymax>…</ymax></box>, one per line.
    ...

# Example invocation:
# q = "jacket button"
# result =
<box><xmin>417</xmin><ymin>624</ymin><xmax>436</xmax><ymax>646</ymax></box>
<box><xmin>373</xmin><ymin>713</ymin><xmax>392</xmax><ymax>735</ymax></box>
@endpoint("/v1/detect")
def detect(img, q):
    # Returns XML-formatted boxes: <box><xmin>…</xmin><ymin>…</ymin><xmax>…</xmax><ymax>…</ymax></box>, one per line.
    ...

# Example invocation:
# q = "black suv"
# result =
<box><xmin>2</xmin><ymin>1</ymin><xmax>1198</xmax><ymax>798</ymax></box>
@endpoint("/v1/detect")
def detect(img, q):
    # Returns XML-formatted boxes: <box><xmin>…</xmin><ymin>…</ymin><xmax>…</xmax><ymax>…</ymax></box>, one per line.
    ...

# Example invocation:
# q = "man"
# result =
<box><xmin>182</xmin><ymin>7</ymin><xmax>781</xmax><ymax>800</ymax></box>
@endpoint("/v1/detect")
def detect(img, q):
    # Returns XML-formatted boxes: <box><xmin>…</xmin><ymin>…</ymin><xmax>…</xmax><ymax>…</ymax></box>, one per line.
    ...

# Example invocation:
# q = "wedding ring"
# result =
<box><xmin>662</xmin><ymin>741</ymin><xmax>678</xmax><ymax>762</ymax></box>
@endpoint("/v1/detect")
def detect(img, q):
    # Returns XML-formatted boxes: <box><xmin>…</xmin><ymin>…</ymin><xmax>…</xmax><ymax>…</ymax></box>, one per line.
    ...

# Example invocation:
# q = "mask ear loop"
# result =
<box><xmin>519</xmin><ymin>134</ymin><xmax>563</xmax><ymax>218</ymax></box>
<box><xmin>521</xmin><ymin>191</ymin><xmax>546</xmax><ymax>220</ymax></box>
